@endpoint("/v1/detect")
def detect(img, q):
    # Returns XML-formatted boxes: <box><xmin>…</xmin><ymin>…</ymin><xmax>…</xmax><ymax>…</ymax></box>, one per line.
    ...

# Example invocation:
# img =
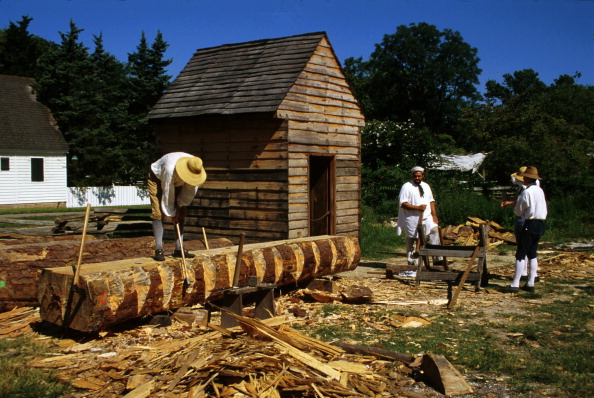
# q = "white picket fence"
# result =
<box><xmin>67</xmin><ymin>186</ymin><xmax>150</xmax><ymax>208</ymax></box>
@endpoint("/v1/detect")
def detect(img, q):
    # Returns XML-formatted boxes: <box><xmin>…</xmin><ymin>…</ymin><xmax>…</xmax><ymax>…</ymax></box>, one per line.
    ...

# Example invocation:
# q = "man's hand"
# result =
<box><xmin>172</xmin><ymin>206</ymin><xmax>186</xmax><ymax>225</ymax></box>
<box><xmin>401</xmin><ymin>202</ymin><xmax>427</xmax><ymax>212</ymax></box>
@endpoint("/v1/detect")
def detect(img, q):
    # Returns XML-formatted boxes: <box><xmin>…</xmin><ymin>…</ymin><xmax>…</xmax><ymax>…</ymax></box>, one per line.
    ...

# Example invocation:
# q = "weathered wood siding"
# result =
<box><xmin>0</xmin><ymin>153</ymin><xmax>67</xmax><ymax>206</ymax></box>
<box><xmin>276</xmin><ymin>38</ymin><xmax>364</xmax><ymax>239</ymax></box>
<box><xmin>153</xmin><ymin>114</ymin><xmax>289</xmax><ymax>243</ymax></box>
<box><xmin>149</xmin><ymin>33</ymin><xmax>364</xmax><ymax>244</ymax></box>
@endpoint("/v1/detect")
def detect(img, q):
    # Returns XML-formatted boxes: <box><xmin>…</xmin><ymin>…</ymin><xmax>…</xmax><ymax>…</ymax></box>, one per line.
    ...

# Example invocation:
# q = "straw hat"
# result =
<box><xmin>511</xmin><ymin>166</ymin><xmax>527</xmax><ymax>182</ymax></box>
<box><xmin>518</xmin><ymin>166</ymin><xmax>542</xmax><ymax>180</ymax></box>
<box><xmin>175</xmin><ymin>156</ymin><xmax>207</xmax><ymax>186</ymax></box>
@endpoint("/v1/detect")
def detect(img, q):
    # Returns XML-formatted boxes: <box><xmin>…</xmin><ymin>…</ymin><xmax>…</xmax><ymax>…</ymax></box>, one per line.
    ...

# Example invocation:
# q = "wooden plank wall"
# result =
<box><xmin>153</xmin><ymin>114</ymin><xmax>290</xmax><ymax>244</ymax></box>
<box><xmin>276</xmin><ymin>37</ymin><xmax>365</xmax><ymax>239</ymax></box>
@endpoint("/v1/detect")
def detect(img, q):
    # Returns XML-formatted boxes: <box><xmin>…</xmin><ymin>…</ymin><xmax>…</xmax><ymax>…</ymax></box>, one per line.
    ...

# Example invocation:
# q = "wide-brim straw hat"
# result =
<box><xmin>175</xmin><ymin>156</ymin><xmax>207</xmax><ymax>186</ymax></box>
<box><xmin>511</xmin><ymin>166</ymin><xmax>527</xmax><ymax>181</ymax></box>
<box><xmin>518</xmin><ymin>166</ymin><xmax>542</xmax><ymax>180</ymax></box>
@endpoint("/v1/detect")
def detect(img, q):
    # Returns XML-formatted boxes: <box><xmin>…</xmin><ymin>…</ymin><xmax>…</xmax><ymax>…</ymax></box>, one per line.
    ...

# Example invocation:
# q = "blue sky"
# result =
<box><xmin>1</xmin><ymin>0</ymin><xmax>593</xmax><ymax>90</ymax></box>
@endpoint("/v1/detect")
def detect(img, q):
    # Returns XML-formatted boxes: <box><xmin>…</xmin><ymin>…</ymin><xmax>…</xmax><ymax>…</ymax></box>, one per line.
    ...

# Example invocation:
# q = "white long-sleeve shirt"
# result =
<box><xmin>150</xmin><ymin>152</ymin><xmax>199</xmax><ymax>218</ymax></box>
<box><xmin>396</xmin><ymin>181</ymin><xmax>437</xmax><ymax>238</ymax></box>
<box><xmin>515</xmin><ymin>183</ymin><xmax>547</xmax><ymax>220</ymax></box>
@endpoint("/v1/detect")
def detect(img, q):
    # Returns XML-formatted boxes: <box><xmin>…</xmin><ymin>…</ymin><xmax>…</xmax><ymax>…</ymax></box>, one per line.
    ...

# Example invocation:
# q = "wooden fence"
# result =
<box><xmin>67</xmin><ymin>186</ymin><xmax>149</xmax><ymax>208</ymax></box>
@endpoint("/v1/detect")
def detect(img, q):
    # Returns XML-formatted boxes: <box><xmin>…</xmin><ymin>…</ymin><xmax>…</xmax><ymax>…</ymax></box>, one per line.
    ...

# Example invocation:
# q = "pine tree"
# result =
<box><xmin>125</xmin><ymin>31</ymin><xmax>173</xmax><ymax>183</ymax></box>
<box><xmin>0</xmin><ymin>16</ymin><xmax>52</xmax><ymax>77</ymax></box>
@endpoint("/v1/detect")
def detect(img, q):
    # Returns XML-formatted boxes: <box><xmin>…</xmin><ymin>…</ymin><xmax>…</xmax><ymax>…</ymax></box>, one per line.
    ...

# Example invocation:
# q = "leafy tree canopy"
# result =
<box><xmin>462</xmin><ymin>69</ymin><xmax>594</xmax><ymax>198</ymax></box>
<box><xmin>344</xmin><ymin>22</ymin><xmax>482</xmax><ymax>144</ymax></box>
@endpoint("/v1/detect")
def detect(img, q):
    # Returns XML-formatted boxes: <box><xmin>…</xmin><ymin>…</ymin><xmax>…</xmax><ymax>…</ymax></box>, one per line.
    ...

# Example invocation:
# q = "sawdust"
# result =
<box><xmin>0</xmin><ymin>238</ymin><xmax>592</xmax><ymax>397</ymax></box>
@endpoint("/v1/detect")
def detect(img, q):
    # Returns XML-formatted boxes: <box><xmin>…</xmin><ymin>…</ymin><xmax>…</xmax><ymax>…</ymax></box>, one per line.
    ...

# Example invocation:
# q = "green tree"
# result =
<box><xmin>34</xmin><ymin>20</ymin><xmax>96</xmax><ymax>186</ymax></box>
<box><xmin>128</xmin><ymin>31</ymin><xmax>171</xmax><ymax>116</ymax></box>
<box><xmin>484</xmin><ymin>69</ymin><xmax>547</xmax><ymax>105</ymax></box>
<box><xmin>463</xmin><ymin>70</ymin><xmax>593</xmax><ymax>198</ymax></box>
<box><xmin>344</xmin><ymin>22</ymin><xmax>482</xmax><ymax>143</ymax></box>
<box><xmin>125</xmin><ymin>31</ymin><xmax>172</xmax><ymax>182</ymax></box>
<box><xmin>0</xmin><ymin>16</ymin><xmax>52</xmax><ymax>77</ymax></box>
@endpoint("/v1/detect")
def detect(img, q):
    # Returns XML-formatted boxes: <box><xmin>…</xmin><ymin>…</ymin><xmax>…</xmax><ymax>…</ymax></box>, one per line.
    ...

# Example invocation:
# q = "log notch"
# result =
<box><xmin>0</xmin><ymin>236</ymin><xmax>232</xmax><ymax>311</ymax></box>
<box><xmin>38</xmin><ymin>235</ymin><xmax>360</xmax><ymax>332</ymax></box>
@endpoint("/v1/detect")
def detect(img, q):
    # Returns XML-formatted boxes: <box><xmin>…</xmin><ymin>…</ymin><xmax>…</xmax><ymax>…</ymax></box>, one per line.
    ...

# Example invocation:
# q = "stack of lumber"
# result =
<box><xmin>38</xmin><ymin>235</ymin><xmax>360</xmax><ymax>332</ymax></box>
<box><xmin>441</xmin><ymin>217</ymin><xmax>516</xmax><ymax>247</ymax></box>
<box><xmin>52</xmin><ymin>208</ymin><xmax>149</xmax><ymax>234</ymax></box>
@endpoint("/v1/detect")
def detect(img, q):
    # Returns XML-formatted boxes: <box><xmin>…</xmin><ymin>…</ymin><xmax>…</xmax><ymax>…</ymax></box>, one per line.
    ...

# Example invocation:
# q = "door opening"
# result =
<box><xmin>309</xmin><ymin>155</ymin><xmax>335</xmax><ymax>236</ymax></box>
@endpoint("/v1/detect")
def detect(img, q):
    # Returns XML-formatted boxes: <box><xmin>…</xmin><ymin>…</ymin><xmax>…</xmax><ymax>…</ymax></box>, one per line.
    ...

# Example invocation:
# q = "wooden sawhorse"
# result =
<box><xmin>415</xmin><ymin>223</ymin><xmax>489</xmax><ymax>293</ymax></box>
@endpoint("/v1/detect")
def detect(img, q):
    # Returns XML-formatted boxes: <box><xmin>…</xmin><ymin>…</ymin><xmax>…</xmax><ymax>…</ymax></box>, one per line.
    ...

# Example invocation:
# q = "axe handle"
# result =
<box><xmin>175</xmin><ymin>223</ymin><xmax>189</xmax><ymax>281</ymax></box>
<box><xmin>73</xmin><ymin>204</ymin><xmax>91</xmax><ymax>286</ymax></box>
<box><xmin>232</xmin><ymin>233</ymin><xmax>245</xmax><ymax>287</ymax></box>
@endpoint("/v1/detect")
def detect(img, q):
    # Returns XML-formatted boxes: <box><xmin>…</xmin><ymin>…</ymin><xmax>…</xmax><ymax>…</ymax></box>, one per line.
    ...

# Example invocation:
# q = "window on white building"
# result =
<box><xmin>31</xmin><ymin>158</ymin><xmax>44</xmax><ymax>182</ymax></box>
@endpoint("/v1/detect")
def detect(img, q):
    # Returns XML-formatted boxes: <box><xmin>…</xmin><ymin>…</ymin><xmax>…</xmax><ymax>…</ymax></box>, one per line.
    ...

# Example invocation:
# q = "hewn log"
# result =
<box><xmin>0</xmin><ymin>236</ymin><xmax>233</xmax><ymax>311</ymax></box>
<box><xmin>38</xmin><ymin>235</ymin><xmax>360</xmax><ymax>332</ymax></box>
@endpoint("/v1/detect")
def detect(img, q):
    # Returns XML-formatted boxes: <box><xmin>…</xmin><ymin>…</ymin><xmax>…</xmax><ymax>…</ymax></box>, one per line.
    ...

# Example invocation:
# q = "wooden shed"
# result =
<box><xmin>147</xmin><ymin>32</ymin><xmax>364</xmax><ymax>244</ymax></box>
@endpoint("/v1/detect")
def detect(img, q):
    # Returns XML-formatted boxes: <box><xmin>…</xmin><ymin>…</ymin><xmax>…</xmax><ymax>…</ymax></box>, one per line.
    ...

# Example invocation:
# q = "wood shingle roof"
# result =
<box><xmin>0</xmin><ymin>74</ymin><xmax>68</xmax><ymax>152</ymax></box>
<box><xmin>147</xmin><ymin>32</ymin><xmax>327</xmax><ymax>119</ymax></box>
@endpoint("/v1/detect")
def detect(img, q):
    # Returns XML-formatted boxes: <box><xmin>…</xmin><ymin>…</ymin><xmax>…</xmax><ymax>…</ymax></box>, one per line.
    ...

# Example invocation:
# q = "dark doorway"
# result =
<box><xmin>309</xmin><ymin>155</ymin><xmax>335</xmax><ymax>236</ymax></box>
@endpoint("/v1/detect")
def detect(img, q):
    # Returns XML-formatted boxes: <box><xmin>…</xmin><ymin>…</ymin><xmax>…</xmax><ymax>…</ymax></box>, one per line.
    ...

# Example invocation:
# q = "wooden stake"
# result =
<box><xmin>232</xmin><ymin>233</ymin><xmax>245</xmax><ymax>287</ymax></box>
<box><xmin>202</xmin><ymin>227</ymin><xmax>210</xmax><ymax>250</ymax></box>
<box><xmin>438</xmin><ymin>227</ymin><xmax>449</xmax><ymax>271</ymax></box>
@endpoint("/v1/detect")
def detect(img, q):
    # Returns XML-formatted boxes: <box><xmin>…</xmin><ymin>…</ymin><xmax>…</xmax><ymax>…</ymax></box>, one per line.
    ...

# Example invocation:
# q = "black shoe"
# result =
<box><xmin>521</xmin><ymin>285</ymin><xmax>535</xmax><ymax>293</ymax></box>
<box><xmin>153</xmin><ymin>249</ymin><xmax>165</xmax><ymax>261</ymax></box>
<box><xmin>520</xmin><ymin>276</ymin><xmax>540</xmax><ymax>283</ymax></box>
<box><xmin>173</xmin><ymin>249</ymin><xmax>195</xmax><ymax>259</ymax></box>
<box><xmin>501</xmin><ymin>286</ymin><xmax>520</xmax><ymax>293</ymax></box>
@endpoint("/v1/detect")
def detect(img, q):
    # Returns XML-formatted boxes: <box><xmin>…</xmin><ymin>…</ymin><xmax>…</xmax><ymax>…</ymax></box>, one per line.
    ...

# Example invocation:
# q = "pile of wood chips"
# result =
<box><xmin>2</xmin><ymin>307</ymin><xmax>429</xmax><ymax>398</ymax></box>
<box><xmin>441</xmin><ymin>217</ymin><xmax>516</xmax><ymax>248</ymax></box>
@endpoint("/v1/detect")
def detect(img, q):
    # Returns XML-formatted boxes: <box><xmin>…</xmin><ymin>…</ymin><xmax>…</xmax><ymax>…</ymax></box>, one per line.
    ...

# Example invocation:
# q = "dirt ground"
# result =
<box><xmin>1</xmin><ymin>216</ymin><xmax>593</xmax><ymax>397</ymax></box>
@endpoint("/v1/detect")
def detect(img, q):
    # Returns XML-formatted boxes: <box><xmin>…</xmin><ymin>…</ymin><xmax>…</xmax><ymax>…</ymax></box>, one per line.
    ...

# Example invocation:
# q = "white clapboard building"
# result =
<box><xmin>0</xmin><ymin>74</ymin><xmax>69</xmax><ymax>208</ymax></box>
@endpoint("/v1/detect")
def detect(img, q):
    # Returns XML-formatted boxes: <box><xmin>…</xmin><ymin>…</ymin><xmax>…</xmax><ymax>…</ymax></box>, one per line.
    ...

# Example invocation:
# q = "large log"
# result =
<box><xmin>38</xmin><ymin>235</ymin><xmax>360</xmax><ymax>332</ymax></box>
<box><xmin>0</xmin><ymin>236</ymin><xmax>233</xmax><ymax>311</ymax></box>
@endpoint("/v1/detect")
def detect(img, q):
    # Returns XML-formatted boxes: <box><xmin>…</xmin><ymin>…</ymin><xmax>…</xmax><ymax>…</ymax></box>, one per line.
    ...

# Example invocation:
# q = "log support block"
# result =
<box><xmin>217</xmin><ymin>284</ymin><xmax>276</xmax><ymax>329</ymax></box>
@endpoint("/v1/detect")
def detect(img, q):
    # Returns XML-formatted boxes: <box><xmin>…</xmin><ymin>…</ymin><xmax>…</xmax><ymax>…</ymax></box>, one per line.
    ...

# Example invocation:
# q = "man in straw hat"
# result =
<box><xmin>148</xmin><ymin>152</ymin><xmax>207</xmax><ymax>261</ymax></box>
<box><xmin>396</xmin><ymin>166</ymin><xmax>442</xmax><ymax>265</ymax></box>
<box><xmin>501</xmin><ymin>166</ymin><xmax>541</xmax><ymax>282</ymax></box>
<box><xmin>502</xmin><ymin>166</ymin><xmax>547</xmax><ymax>293</ymax></box>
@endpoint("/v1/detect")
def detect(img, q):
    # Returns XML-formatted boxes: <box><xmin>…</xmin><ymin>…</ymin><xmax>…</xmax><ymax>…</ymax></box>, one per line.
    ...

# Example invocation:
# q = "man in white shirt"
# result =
<box><xmin>396</xmin><ymin>166</ymin><xmax>441</xmax><ymax>265</ymax></box>
<box><xmin>501</xmin><ymin>166</ymin><xmax>542</xmax><ymax>281</ymax></box>
<box><xmin>503</xmin><ymin>166</ymin><xmax>547</xmax><ymax>293</ymax></box>
<box><xmin>148</xmin><ymin>152</ymin><xmax>207</xmax><ymax>261</ymax></box>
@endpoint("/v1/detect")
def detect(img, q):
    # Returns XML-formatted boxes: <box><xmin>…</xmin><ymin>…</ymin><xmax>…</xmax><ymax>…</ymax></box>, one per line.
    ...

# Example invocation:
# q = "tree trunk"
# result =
<box><xmin>38</xmin><ymin>235</ymin><xmax>360</xmax><ymax>332</ymax></box>
<box><xmin>0</xmin><ymin>236</ymin><xmax>232</xmax><ymax>311</ymax></box>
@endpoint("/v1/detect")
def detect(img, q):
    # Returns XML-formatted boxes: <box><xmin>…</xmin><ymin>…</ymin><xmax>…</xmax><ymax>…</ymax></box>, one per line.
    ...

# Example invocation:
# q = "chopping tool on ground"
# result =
<box><xmin>62</xmin><ymin>203</ymin><xmax>91</xmax><ymax>330</ymax></box>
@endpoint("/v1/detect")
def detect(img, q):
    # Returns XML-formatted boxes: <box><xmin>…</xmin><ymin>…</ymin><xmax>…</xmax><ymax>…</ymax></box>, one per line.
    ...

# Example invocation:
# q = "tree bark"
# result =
<box><xmin>38</xmin><ymin>235</ymin><xmax>360</xmax><ymax>332</ymax></box>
